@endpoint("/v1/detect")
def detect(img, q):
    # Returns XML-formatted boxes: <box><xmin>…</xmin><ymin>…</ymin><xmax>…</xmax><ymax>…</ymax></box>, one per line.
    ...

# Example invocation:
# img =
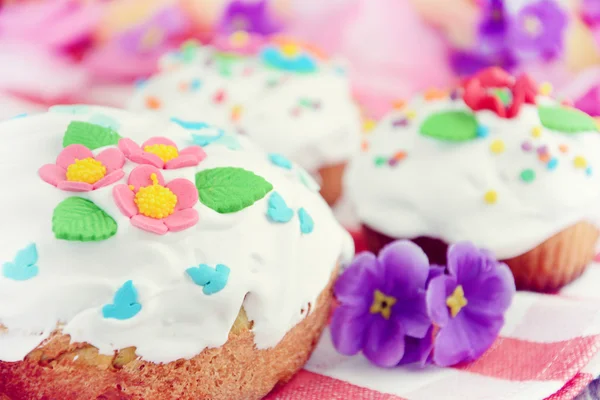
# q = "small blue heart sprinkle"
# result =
<box><xmin>102</xmin><ymin>280</ymin><xmax>142</xmax><ymax>320</ymax></box>
<box><xmin>50</xmin><ymin>105</ymin><xmax>90</xmax><ymax>114</ymax></box>
<box><xmin>192</xmin><ymin>132</ymin><xmax>224</xmax><ymax>146</ymax></box>
<box><xmin>268</xmin><ymin>153</ymin><xmax>292</xmax><ymax>169</ymax></box>
<box><xmin>11</xmin><ymin>113</ymin><xmax>27</xmax><ymax>119</ymax></box>
<box><xmin>267</xmin><ymin>192</ymin><xmax>294</xmax><ymax>223</ymax></box>
<box><xmin>186</xmin><ymin>264</ymin><xmax>230</xmax><ymax>295</ymax></box>
<box><xmin>172</xmin><ymin>117</ymin><xmax>210</xmax><ymax>130</ymax></box>
<box><xmin>547</xmin><ymin>158</ymin><xmax>559</xmax><ymax>170</ymax></box>
<box><xmin>88</xmin><ymin>114</ymin><xmax>120</xmax><ymax>131</ymax></box>
<box><xmin>189</xmin><ymin>78</ymin><xmax>202</xmax><ymax>91</ymax></box>
<box><xmin>586</xmin><ymin>166</ymin><xmax>593</xmax><ymax>176</ymax></box>
<box><xmin>476</xmin><ymin>125</ymin><xmax>489</xmax><ymax>138</ymax></box>
<box><xmin>134</xmin><ymin>78</ymin><xmax>147</xmax><ymax>89</ymax></box>
<box><xmin>298</xmin><ymin>208</ymin><xmax>314</xmax><ymax>234</ymax></box>
<box><xmin>215</xmin><ymin>133</ymin><xmax>242</xmax><ymax>150</ymax></box>
<box><xmin>2</xmin><ymin>244</ymin><xmax>39</xmax><ymax>281</ymax></box>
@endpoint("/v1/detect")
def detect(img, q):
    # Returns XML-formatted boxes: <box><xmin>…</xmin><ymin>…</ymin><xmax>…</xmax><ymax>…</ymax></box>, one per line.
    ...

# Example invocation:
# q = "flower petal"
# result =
<box><xmin>57</xmin><ymin>181</ymin><xmax>94</xmax><ymax>192</ymax></box>
<box><xmin>131</xmin><ymin>215</ymin><xmax>168</xmax><ymax>235</ymax></box>
<box><xmin>94</xmin><ymin>170</ymin><xmax>125</xmax><ymax>189</ymax></box>
<box><xmin>393</xmin><ymin>291</ymin><xmax>431</xmax><ymax>338</ymax></box>
<box><xmin>56</xmin><ymin>144</ymin><xmax>94</xmax><ymax>169</ymax></box>
<box><xmin>363</xmin><ymin>315</ymin><xmax>406</xmax><ymax>368</ymax></box>
<box><xmin>166</xmin><ymin>178</ymin><xmax>199</xmax><ymax>211</ymax></box>
<box><xmin>165</xmin><ymin>154</ymin><xmax>202</xmax><ymax>169</ymax></box>
<box><xmin>432</xmin><ymin>309</ymin><xmax>504</xmax><ymax>367</ymax></box>
<box><xmin>179</xmin><ymin>145</ymin><xmax>207</xmax><ymax>161</ymax></box>
<box><xmin>464</xmin><ymin>263</ymin><xmax>516</xmax><ymax>318</ymax></box>
<box><xmin>113</xmin><ymin>184</ymin><xmax>138</xmax><ymax>218</ymax></box>
<box><xmin>129</xmin><ymin>152</ymin><xmax>164</xmax><ymax>169</ymax></box>
<box><xmin>118</xmin><ymin>138</ymin><xmax>142</xmax><ymax>158</ymax></box>
<box><xmin>96</xmin><ymin>147</ymin><xmax>125</xmax><ymax>172</ymax></box>
<box><xmin>446</xmin><ymin>242</ymin><xmax>484</xmax><ymax>284</ymax></box>
<box><xmin>330</xmin><ymin>305</ymin><xmax>369</xmax><ymax>356</ymax></box>
<box><xmin>163</xmin><ymin>209</ymin><xmax>199</xmax><ymax>232</ymax></box>
<box><xmin>426</xmin><ymin>275</ymin><xmax>456</xmax><ymax>327</ymax></box>
<box><xmin>378</xmin><ymin>240</ymin><xmax>429</xmax><ymax>297</ymax></box>
<box><xmin>38</xmin><ymin>164</ymin><xmax>66</xmax><ymax>187</ymax></box>
<box><xmin>142</xmin><ymin>136</ymin><xmax>178</xmax><ymax>149</ymax></box>
<box><xmin>398</xmin><ymin>326</ymin><xmax>434</xmax><ymax>366</ymax></box>
<box><xmin>128</xmin><ymin>165</ymin><xmax>164</xmax><ymax>190</ymax></box>
<box><xmin>334</xmin><ymin>252</ymin><xmax>379</xmax><ymax>307</ymax></box>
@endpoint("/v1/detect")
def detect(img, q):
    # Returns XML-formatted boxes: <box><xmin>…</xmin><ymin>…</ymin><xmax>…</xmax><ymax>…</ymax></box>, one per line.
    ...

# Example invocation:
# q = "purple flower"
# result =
<box><xmin>507</xmin><ymin>0</ymin><xmax>567</xmax><ymax>60</ymax></box>
<box><xmin>218</xmin><ymin>0</ymin><xmax>280</xmax><ymax>36</ymax></box>
<box><xmin>575</xmin><ymin>85</ymin><xmax>600</xmax><ymax>117</ymax></box>
<box><xmin>426</xmin><ymin>242</ymin><xmax>515</xmax><ymax>367</ymax></box>
<box><xmin>479</xmin><ymin>0</ymin><xmax>508</xmax><ymax>50</ymax></box>
<box><xmin>330</xmin><ymin>241</ymin><xmax>432</xmax><ymax>367</ymax></box>
<box><xmin>581</xmin><ymin>0</ymin><xmax>600</xmax><ymax>26</ymax></box>
<box><xmin>451</xmin><ymin>49</ymin><xmax>517</xmax><ymax>76</ymax></box>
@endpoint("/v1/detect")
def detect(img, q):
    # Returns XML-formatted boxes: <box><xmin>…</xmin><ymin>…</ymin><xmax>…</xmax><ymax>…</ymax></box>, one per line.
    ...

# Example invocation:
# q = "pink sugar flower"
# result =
<box><xmin>39</xmin><ymin>144</ymin><xmax>125</xmax><ymax>192</ymax></box>
<box><xmin>118</xmin><ymin>136</ymin><xmax>206</xmax><ymax>170</ymax></box>
<box><xmin>113</xmin><ymin>165</ymin><xmax>199</xmax><ymax>235</ymax></box>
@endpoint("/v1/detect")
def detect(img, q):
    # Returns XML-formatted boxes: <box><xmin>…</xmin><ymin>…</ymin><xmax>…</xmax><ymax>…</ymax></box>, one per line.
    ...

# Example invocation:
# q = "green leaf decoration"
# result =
<box><xmin>419</xmin><ymin>111</ymin><xmax>478</xmax><ymax>142</ymax></box>
<box><xmin>52</xmin><ymin>197</ymin><xmax>117</xmax><ymax>242</ymax></box>
<box><xmin>195</xmin><ymin>167</ymin><xmax>273</xmax><ymax>214</ymax></box>
<box><xmin>63</xmin><ymin>121</ymin><xmax>122</xmax><ymax>150</ymax></box>
<box><xmin>538</xmin><ymin>106</ymin><xmax>598</xmax><ymax>133</ymax></box>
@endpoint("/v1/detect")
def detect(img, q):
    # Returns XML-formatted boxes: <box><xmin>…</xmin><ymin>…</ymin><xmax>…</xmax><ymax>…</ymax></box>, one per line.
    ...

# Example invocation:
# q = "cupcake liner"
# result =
<box><xmin>361</xmin><ymin>221</ymin><xmax>599</xmax><ymax>292</ymax></box>
<box><xmin>318</xmin><ymin>162</ymin><xmax>346</xmax><ymax>205</ymax></box>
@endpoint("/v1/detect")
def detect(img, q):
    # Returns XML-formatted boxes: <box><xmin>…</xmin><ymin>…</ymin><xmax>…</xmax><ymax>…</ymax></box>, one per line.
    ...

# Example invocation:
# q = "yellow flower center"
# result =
<box><xmin>140</xmin><ymin>26</ymin><xmax>164</xmax><ymax>50</ymax></box>
<box><xmin>230</xmin><ymin>31</ymin><xmax>250</xmax><ymax>47</ymax></box>
<box><xmin>281</xmin><ymin>43</ymin><xmax>300</xmax><ymax>58</ymax></box>
<box><xmin>446</xmin><ymin>285</ymin><xmax>468</xmax><ymax>318</ymax></box>
<box><xmin>134</xmin><ymin>173</ymin><xmax>178</xmax><ymax>219</ymax></box>
<box><xmin>524</xmin><ymin>16</ymin><xmax>542</xmax><ymax>36</ymax></box>
<box><xmin>66</xmin><ymin>157</ymin><xmax>107</xmax><ymax>184</ymax></box>
<box><xmin>143</xmin><ymin>144</ymin><xmax>179</xmax><ymax>163</ymax></box>
<box><xmin>369</xmin><ymin>289</ymin><xmax>397</xmax><ymax>320</ymax></box>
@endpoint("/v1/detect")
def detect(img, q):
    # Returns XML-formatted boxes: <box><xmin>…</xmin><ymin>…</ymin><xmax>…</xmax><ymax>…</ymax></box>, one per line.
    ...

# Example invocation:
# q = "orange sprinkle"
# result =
<box><xmin>538</xmin><ymin>153</ymin><xmax>550</xmax><ymax>163</ymax></box>
<box><xmin>393</xmin><ymin>151</ymin><xmax>407</xmax><ymax>161</ymax></box>
<box><xmin>145</xmin><ymin>96</ymin><xmax>161</xmax><ymax>110</ymax></box>
<box><xmin>392</xmin><ymin>100</ymin><xmax>406</xmax><ymax>110</ymax></box>
<box><xmin>424</xmin><ymin>88</ymin><xmax>448</xmax><ymax>101</ymax></box>
<box><xmin>178</xmin><ymin>82</ymin><xmax>189</xmax><ymax>91</ymax></box>
<box><xmin>231</xmin><ymin>105</ymin><xmax>243</xmax><ymax>122</ymax></box>
<box><xmin>361</xmin><ymin>140</ymin><xmax>370</xmax><ymax>152</ymax></box>
<box><xmin>559</xmin><ymin>144</ymin><xmax>569</xmax><ymax>153</ymax></box>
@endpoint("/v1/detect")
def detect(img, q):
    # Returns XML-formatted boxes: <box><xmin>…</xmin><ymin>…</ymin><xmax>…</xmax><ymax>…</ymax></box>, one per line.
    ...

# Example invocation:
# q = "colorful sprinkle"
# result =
<box><xmin>269</xmin><ymin>153</ymin><xmax>292</xmax><ymax>169</ymax></box>
<box><xmin>489</xmin><ymin>139</ymin><xmax>505</xmax><ymax>154</ymax></box>
<box><xmin>189</xmin><ymin>79</ymin><xmax>202</xmax><ymax>91</ymax></box>
<box><xmin>145</xmin><ymin>96</ymin><xmax>161</xmax><ymax>110</ymax></box>
<box><xmin>231</xmin><ymin>105</ymin><xmax>243</xmax><ymax>122</ymax></box>
<box><xmin>213</xmin><ymin>89</ymin><xmax>226</xmax><ymax>104</ymax></box>
<box><xmin>538</xmin><ymin>153</ymin><xmax>550</xmax><ymax>163</ymax></box>
<box><xmin>392</xmin><ymin>118</ymin><xmax>408</xmax><ymax>127</ymax></box>
<box><xmin>392</xmin><ymin>100</ymin><xmax>406</xmax><ymax>110</ymax></box>
<box><xmin>363</xmin><ymin>119</ymin><xmax>376</xmax><ymax>133</ymax></box>
<box><xmin>559</xmin><ymin>144</ymin><xmax>569</xmax><ymax>153</ymax></box>
<box><xmin>521</xmin><ymin>141</ymin><xmax>533</xmax><ymax>152</ymax></box>
<box><xmin>361</xmin><ymin>140</ymin><xmax>369</xmax><ymax>152</ymax></box>
<box><xmin>539</xmin><ymin>82</ymin><xmax>553</xmax><ymax>96</ymax></box>
<box><xmin>450</xmin><ymin>89</ymin><xmax>460</xmax><ymax>100</ymax></box>
<box><xmin>476</xmin><ymin>125</ymin><xmax>490</xmax><ymax>138</ymax></box>
<box><xmin>267</xmin><ymin>192</ymin><xmax>294</xmax><ymax>223</ymax></box>
<box><xmin>574</xmin><ymin>156</ymin><xmax>587</xmax><ymax>169</ymax></box>
<box><xmin>393</xmin><ymin>151</ymin><xmax>407</xmax><ymax>161</ymax></box>
<box><xmin>374</xmin><ymin>156</ymin><xmax>387</xmax><ymax>167</ymax></box>
<box><xmin>388</xmin><ymin>158</ymin><xmax>399</xmax><ymax>167</ymax></box>
<box><xmin>547</xmin><ymin>158</ymin><xmax>558</xmax><ymax>170</ymax></box>
<box><xmin>102</xmin><ymin>281</ymin><xmax>142</xmax><ymax>320</ymax></box>
<box><xmin>424</xmin><ymin>88</ymin><xmax>447</xmax><ymax>101</ymax></box>
<box><xmin>483</xmin><ymin>190</ymin><xmax>497</xmax><ymax>204</ymax></box>
<box><xmin>405</xmin><ymin>110</ymin><xmax>417</xmax><ymax>120</ymax></box>
<box><xmin>298</xmin><ymin>208</ymin><xmax>314</xmax><ymax>234</ymax></box>
<box><xmin>586</xmin><ymin>167</ymin><xmax>593</xmax><ymax>176</ymax></box>
<box><xmin>2</xmin><ymin>244</ymin><xmax>38</xmax><ymax>281</ymax></box>
<box><xmin>520</xmin><ymin>169</ymin><xmax>536</xmax><ymax>183</ymax></box>
<box><xmin>186</xmin><ymin>264</ymin><xmax>230</xmax><ymax>295</ymax></box>
<box><xmin>134</xmin><ymin>78</ymin><xmax>147</xmax><ymax>89</ymax></box>
<box><xmin>172</xmin><ymin>118</ymin><xmax>210</xmax><ymax>130</ymax></box>
<box><xmin>531</xmin><ymin>126</ymin><xmax>542</xmax><ymax>138</ymax></box>
<box><xmin>536</xmin><ymin>145</ymin><xmax>548</xmax><ymax>155</ymax></box>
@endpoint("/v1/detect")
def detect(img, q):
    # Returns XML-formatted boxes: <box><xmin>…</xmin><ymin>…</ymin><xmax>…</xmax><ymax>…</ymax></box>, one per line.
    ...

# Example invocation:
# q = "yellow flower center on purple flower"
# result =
<box><xmin>523</xmin><ymin>16</ymin><xmax>542</xmax><ymax>37</ymax></box>
<box><xmin>66</xmin><ymin>157</ymin><xmax>107</xmax><ymax>184</ymax></box>
<box><xmin>134</xmin><ymin>173</ymin><xmax>178</xmax><ymax>219</ymax></box>
<box><xmin>143</xmin><ymin>144</ymin><xmax>179</xmax><ymax>163</ymax></box>
<box><xmin>370</xmin><ymin>289</ymin><xmax>397</xmax><ymax>320</ymax></box>
<box><xmin>230</xmin><ymin>31</ymin><xmax>250</xmax><ymax>47</ymax></box>
<box><xmin>446</xmin><ymin>285</ymin><xmax>468</xmax><ymax>318</ymax></box>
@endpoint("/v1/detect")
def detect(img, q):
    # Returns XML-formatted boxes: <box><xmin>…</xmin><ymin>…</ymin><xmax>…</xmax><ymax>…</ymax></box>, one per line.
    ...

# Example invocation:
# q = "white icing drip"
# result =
<box><xmin>345</xmin><ymin>96</ymin><xmax>600</xmax><ymax>259</ymax></box>
<box><xmin>128</xmin><ymin>46</ymin><xmax>362</xmax><ymax>174</ymax></box>
<box><xmin>0</xmin><ymin>106</ymin><xmax>353</xmax><ymax>363</ymax></box>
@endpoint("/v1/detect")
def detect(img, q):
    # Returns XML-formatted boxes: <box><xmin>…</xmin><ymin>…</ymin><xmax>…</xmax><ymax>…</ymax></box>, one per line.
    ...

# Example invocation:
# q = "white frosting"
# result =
<box><xmin>128</xmin><ymin>46</ymin><xmax>362</xmax><ymax>174</ymax></box>
<box><xmin>346</xmin><ymin>95</ymin><xmax>600</xmax><ymax>259</ymax></box>
<box><xmin>0</xmin><ymin>106</ymin><xmax>353</xmax><ymax>363</ymax></box>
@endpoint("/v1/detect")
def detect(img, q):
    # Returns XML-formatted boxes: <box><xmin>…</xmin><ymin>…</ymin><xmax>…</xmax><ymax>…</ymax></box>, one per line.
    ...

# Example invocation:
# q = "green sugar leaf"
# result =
<box><xmin>53</xmin><ymin>197</ymin><xmax>117</xmax><ymax>242</ymax></box>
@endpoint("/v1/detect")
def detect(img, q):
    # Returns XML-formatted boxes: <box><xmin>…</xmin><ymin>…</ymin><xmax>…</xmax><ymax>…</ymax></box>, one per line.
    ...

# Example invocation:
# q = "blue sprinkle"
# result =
<box><xmin>192</xmin><ymin>131</ymin><xmax>224</xmax><ymax>146</ymax></box>
<box><xmin>11</xmin><ymin>113</ymin><xmax>27</xmax><ymax>119</ymax></box>
<box><xmin>298</xmin><ymin>208</ymin><xmax>314</xmax><ymax>234</ymax></box>
<box><xmin>134</xmin><ymin>78</ymin><xmax>147</xmax><ymax>89</ymax></box>
<box><xmin>172</xmin><ymin>117</ymin><xmax>210</xmax><ymax>130</ymax></box>
<box><xmin>49</xmin><ymin>105</ymin><xmax>90</xmax><ymax>114</ymax></box>
<box><xmin>586</xmin><ymin>166</ymin><xmax>593</xmax><ymax>176</ymax></box>
<box><xmin>268</xmin><ymin>153</ymin><xmax>292</xmax><ymax>169</ymax></box>
<box><xmin>102</xmin><ymin>280</ymin><xmax>142</xmax><ymax>320</ymax></box>
<box><xmin>547</xmin><ymin>158</ymin><xmax>559</xmax><ymax>170</ymax></box>
<box><xmin>476</xmin><ymin>125</ymin><xmax>489</xmax><ymax>138</ymax></box>
<box><xmin>267</xmin><ymin>192</ymin><xmax>294</xmax><ymax>223</ymax></box>
<box><xmin>260</xmin><ymin>46</ymin><xmax>317</xmax><ymax>74</ymax></box>
<box><xmin>297</xmin><ymin>168</ymin><xmax>320</xmax><ymax>192</ymax></box>
<box><xmin>2</xmin><ymin>244</ymin><xmax>38</xmax><ymax>281</ymax></box>
<box><xmin>192</xmin><ymin>131</ymin><xmax>241</xmax><ymax>150</ymax></box>
<box><xmin>189</xmin><ymin>78</ymin><xmax>202</xmax><ymax>91</ymax></box>
<box><xmin>186</xmin><ymin>264</ymin><xmax>230</xmax><ymax>295</ymax></box>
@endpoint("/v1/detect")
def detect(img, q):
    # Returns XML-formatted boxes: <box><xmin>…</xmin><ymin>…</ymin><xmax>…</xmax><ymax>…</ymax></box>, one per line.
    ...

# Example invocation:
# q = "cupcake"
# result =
<box><xmin>346</xmin><ymin>67</ymin><xmax>600</xmax><ymax>292</ymax></box>
<box><xmin>128</xmin><ymin>34</ymin><xmax>363</xmax><ymax>205</ymax></box>
<box><xmin>0</xmin><ymin>105</ymin><xmax>352</xmax><ymax>399</ymax></box>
